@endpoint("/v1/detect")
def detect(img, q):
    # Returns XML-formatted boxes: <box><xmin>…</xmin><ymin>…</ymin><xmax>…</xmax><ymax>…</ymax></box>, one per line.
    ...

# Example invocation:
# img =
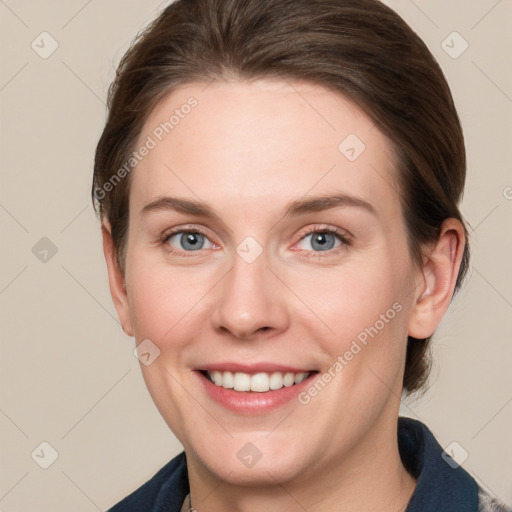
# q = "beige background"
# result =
<box><xmin>1</xmin><ymin>0</ymin><xmax>511</xmax><ymax>510</ymax></box>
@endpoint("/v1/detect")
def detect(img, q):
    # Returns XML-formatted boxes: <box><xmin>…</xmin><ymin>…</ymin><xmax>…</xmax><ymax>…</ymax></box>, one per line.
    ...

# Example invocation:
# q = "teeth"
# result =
<box><xmin>221</xmin><ymin>371</ymin><xmax>234</xmax><ymax>389</ymax></box>
<box><xmin>206</xmin><ymin>370</ymin><xmax>309</xmax><ymax>392</ymax></box>
<box><xmin>269</xmin><ymin>372</ymin><xmax>284</xmax><ymax>390</ymax></box>
<box><xmin>251</xmin><ymin>372</ymin><xmax>269</xmax><ymax>392</ymax></box>
<box><xmin>212</xmin><ymin>371</ymin><xmax>223</xmax><ymax>387</ymax></box>
<box><xmin>233</xmin><ymin>372</ymin><xmax>251</xmax><ymax>391</ymax></box>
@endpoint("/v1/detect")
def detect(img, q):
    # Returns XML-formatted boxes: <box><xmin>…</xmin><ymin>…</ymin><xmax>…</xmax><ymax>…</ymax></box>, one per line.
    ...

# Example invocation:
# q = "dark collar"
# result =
<box><xmin>399</xmin><ymin>417</ymin><xmax>479</xmax><ymax>511</ymax></box>
<box><xmin>109</xmin><ymin>417</ymin><xmax>479</xmax><ymax>511</ymax></box>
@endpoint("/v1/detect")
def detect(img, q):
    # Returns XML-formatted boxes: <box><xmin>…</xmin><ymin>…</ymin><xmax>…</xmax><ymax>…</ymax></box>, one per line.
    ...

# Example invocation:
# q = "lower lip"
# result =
<box><xmin>195</xmin><ymin>371</ymin><xmax>316</xmax><ymax>414</ymax></box>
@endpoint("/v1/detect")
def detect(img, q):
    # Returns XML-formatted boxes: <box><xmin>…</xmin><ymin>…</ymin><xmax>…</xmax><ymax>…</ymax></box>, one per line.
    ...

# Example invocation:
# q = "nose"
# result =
<box><xmin>210</xmin><ymin>251</ymin><xmax>290</xmax><ymax>340</ymax></box>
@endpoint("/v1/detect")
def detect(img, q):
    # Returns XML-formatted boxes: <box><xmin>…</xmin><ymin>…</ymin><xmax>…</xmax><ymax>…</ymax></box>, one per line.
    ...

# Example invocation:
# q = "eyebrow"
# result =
<box><xmin>281</xmin><ymin>194</ymin><xmax>376</xmax><ymax>218</ymax></box>
<box><xmin>140</xmin><ymin>193</ymin><xmax>377</xmax><ymax>220</ymax></box>
<box><xmin>141</xmin><ymin>196</ymin><xmax>220</xmax><ymax>218</ymax></box>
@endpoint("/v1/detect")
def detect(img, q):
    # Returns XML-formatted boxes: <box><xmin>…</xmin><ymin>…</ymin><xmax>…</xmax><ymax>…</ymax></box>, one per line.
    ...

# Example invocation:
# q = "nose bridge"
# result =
<box><xmin>211</xmin><ymin>248</ymin><xmax>287</xmax><ymax>339</ymax></box>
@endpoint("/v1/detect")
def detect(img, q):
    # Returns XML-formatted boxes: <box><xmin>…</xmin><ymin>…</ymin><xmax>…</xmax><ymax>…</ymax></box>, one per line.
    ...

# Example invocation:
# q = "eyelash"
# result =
<box><xmin>160</xmin><ymin>225</ymin><xmax>352</xmax><ymax>258</ymax></box>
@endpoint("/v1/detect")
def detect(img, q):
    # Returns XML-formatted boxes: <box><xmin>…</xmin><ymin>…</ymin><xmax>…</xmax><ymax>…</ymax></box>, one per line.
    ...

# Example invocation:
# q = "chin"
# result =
<box><xmin>187</xmin><ymin>432</ymin><xmax>314</xmax><ymax>487</ymax></box>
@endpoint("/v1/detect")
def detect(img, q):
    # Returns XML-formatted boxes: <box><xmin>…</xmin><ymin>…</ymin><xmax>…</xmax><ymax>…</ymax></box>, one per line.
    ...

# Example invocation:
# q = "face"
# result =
<box><xmin>109</xmin><ymin>79</ymin><xmax>427</xmax><ymax>486</ymax></box>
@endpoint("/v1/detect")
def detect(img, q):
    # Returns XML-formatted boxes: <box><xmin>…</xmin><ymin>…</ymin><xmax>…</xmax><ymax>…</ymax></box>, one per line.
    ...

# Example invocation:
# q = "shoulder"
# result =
<box><xmin>478</xmin><ymin>487</ymin><xmax>511</xmax><ymax>512</ymax></box>
<box><xmin>107</xmin><ymin>451</ymin><xmax>189</xmax><ymax>512</ymax></box>
<box><xmin>398</xmin><ymin>417</ymin><xmax>509</xmax><ymax>512</ymax></box>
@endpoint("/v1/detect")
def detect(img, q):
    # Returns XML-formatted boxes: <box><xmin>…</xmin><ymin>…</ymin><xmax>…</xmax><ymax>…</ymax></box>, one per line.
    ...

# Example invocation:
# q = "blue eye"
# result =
<box><xmin>167</xmin><ymin>231</ymin><xmax>213</xmax><ymax>251</ymax></box>
<box><xmin>297</xmin><ymin>230</ymin><xmax>344</xmax><ymax>252</ymax></box>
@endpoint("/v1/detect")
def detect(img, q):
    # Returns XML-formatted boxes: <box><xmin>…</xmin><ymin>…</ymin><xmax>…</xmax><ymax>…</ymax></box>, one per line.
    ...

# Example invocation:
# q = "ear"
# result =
<box><xmin>102</xmin><ymin>221</ymin><xmax>134</xmax><ymax>337</ymax></box>
<box><xmin>408</xmin><ymin>218</ymin><xmax>466</xmax><ymax>339</ymax></box>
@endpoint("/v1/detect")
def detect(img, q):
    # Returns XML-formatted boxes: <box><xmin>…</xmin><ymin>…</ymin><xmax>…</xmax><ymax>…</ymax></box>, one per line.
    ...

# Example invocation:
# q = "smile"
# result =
<box><xmin>196</xmin><ymin>365</ymin><xmax>319</xmax><ymax>413</ymax></box>
<box><xmin>204</xmin><ymin>370</ymin><xmax>310</xmax><ymax>392</ymax></box>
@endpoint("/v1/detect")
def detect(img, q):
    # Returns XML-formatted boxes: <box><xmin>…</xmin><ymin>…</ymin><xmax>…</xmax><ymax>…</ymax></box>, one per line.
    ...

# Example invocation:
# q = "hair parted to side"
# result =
<box><xmin>92</xmin><ymin>0</ymin><xmax>470</xmax><ymax>395</ymax></box>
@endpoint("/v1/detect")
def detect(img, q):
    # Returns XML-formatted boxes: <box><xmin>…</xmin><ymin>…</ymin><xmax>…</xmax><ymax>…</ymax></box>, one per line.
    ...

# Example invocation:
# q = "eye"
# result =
<box><xmin>165</xmin><ymin>230</ymin><xmax>216</xmax><ymax>252</ymax></box>
<box><xmin>296</xmin><ymin>228</ymin><xmax>349</xmax><ymax>253</ymax></box>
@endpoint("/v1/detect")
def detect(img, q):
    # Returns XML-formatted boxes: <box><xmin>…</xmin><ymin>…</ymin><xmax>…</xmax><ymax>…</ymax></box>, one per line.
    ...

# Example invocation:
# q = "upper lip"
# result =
<box><xmin>197</xmin><ymin>362</ymin><xmax>316</xmax><ymax>374</ymax></box>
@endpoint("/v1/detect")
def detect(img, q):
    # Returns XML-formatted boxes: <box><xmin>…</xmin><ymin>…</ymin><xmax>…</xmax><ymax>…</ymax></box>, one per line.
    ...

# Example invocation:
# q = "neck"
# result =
<box><xmin>185</xmin><ymin>413</ymin><xmax>416</xmax><ymax>512</ymax></box>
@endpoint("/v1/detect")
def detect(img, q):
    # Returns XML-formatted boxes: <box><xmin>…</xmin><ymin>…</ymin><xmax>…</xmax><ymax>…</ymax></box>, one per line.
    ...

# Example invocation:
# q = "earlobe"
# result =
<box><xmin>101</xmin><ymin>221</ymin><xmax>134</xmax><ymax>337</ymax></box>
<box><xmin>408</xmin><ymin>219</ymin><xmax>465</xmax><ymax>339</ymax></box>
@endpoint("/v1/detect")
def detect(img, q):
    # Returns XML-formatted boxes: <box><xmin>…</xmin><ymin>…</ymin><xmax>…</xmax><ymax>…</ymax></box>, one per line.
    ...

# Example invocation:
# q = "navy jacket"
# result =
<box><xmin>108</xmin><ymin>417</ymin><xmax>509</xmax><ymax>511</ymax></box>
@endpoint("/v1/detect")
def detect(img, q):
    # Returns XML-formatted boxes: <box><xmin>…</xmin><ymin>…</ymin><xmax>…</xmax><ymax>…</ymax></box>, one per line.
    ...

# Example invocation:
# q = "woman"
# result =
<box><xmin>92</xmin><ymin>0</ymin><xmax>510</xmax><ymax>510</ymax></box>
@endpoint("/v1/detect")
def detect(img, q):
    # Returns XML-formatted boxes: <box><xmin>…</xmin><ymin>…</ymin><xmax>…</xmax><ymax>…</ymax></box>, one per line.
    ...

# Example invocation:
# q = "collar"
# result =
<box><xmin>399</xmin><ymin>417</ymin><xmax>479</xmax><ymax>511</ymax></box>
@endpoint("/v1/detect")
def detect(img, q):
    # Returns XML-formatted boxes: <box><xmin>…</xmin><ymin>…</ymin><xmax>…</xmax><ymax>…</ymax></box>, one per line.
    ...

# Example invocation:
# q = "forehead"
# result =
<box><xmin>130</xmin><ymin>78</ymin><xmax>399</xmax><ymax>218</ymax></box>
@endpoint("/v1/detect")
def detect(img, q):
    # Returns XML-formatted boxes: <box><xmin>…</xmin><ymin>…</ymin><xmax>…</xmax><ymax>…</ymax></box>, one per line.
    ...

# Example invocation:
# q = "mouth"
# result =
<box><xmin>195</xmin><ymin>366</ymin><xmax>319</xmax><ymax>413</ymax></box>
<box><xmin>200</xmin><ymin>369</ymin><xmax>312</xmax><ymax>392</ymax></box>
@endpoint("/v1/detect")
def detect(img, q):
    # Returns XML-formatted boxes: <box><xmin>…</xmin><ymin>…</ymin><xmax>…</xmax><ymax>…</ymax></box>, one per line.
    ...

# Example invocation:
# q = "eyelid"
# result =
<box><xmin>161</xmin><ymin>225</ymin><xmax>211</xmax><ymax>243</ymax></box>
<box><xmin>295</xmin><ymin>225</ymin><xmax>352</xmax><ymax>244</ymax></box>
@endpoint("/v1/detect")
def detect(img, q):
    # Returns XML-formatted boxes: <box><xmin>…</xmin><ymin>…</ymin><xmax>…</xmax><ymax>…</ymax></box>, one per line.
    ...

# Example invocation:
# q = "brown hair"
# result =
<box><xmin>92</xmin><ymin>0</ymin><xmax>470</xmax><ymax>395</ymax></box>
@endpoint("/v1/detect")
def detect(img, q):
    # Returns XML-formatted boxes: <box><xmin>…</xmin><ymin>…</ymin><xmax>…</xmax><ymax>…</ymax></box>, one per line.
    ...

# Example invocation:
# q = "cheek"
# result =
<box><xmin>290</xmin><ymin>256</ymin><xmax>408</xmax><ymax>342</ymax></box>
<box><xmin>288</xmin><ymin>250</ymin><xmax>412</xmax><ymax>394</ymax></box>
<box><xmin>125</xmin><ymin>247</ymin><xmax>213</xmax><ymax>343</ymax></box>
<box><xmin>293</xmin><ymin>267</ymin><xmax>410</xmax><ymax>421</ymax></box>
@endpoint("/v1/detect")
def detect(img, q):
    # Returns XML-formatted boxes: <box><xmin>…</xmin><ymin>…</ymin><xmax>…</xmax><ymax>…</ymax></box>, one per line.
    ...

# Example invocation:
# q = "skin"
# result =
<box><xmin>102</xmin><ymin>78</ymin><xmax>465</xmax><ymax>512</ymax></box>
